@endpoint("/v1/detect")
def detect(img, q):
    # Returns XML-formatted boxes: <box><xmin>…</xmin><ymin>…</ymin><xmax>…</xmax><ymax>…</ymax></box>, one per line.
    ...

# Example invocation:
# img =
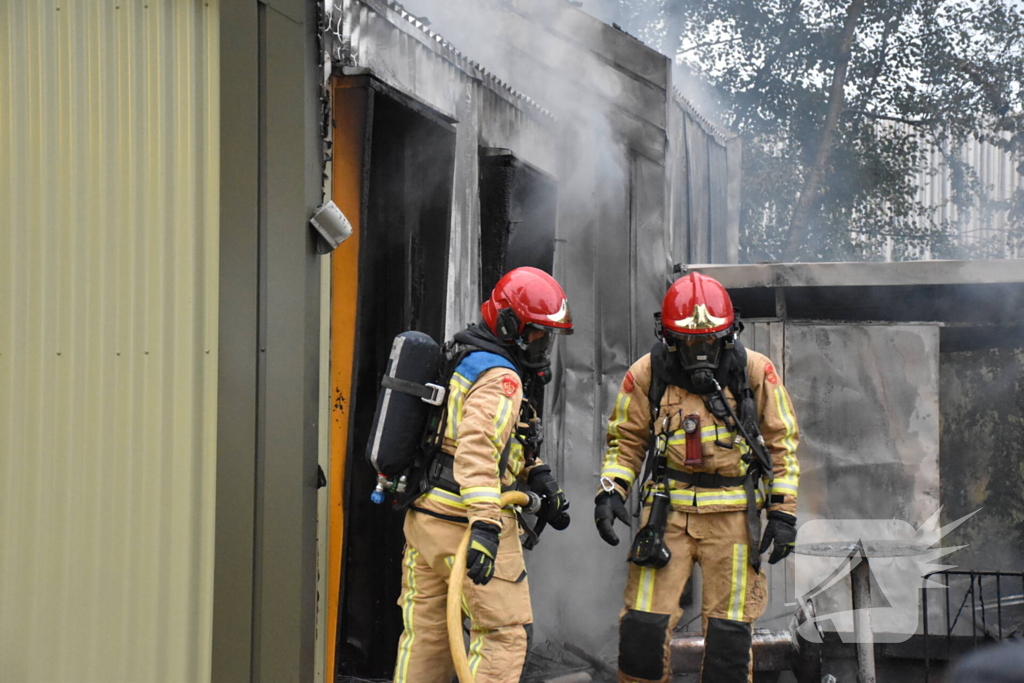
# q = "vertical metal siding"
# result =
<box><xmin>0</xmin><ymin>1</ymin><xmax>219</xmax><ymax>681</ymax></box>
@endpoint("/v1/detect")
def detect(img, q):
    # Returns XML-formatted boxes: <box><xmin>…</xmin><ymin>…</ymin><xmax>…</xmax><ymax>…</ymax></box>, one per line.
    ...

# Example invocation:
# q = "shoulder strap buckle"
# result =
<box><xmin>381</xmin><ymin>375</ymin><xmax>447</xmax><ymax>405</ymax></box>
<box><xmin>422</xmin><ymin>382</ymin><xmax>446</xmax><ymax>406</ymax></box>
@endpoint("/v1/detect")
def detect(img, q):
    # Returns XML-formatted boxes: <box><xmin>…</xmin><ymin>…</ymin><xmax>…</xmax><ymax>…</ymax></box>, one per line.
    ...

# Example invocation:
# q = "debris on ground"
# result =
<box><xmin>522</xmin><ymin>640</ymin><xmax>617</xmax><ymax>683</ymax></box>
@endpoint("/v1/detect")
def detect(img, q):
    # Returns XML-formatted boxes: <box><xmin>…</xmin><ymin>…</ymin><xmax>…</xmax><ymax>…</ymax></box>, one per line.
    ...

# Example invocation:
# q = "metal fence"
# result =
<box><xmin>922</xmin><ymin>569</ymin><xmax>1024</xmax><ymax>681</ymax></box>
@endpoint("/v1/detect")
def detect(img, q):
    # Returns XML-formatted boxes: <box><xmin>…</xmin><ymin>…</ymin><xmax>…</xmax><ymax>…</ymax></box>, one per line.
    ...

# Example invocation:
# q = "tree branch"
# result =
<box><xmin>842</xmin><ymin>108</ymin><xmax>937</xmax><ymax>126</ymax></box>
<box><xmin>784</xmin><ymin>0</ymin><xmax>866</xmax><ymax>260</ymax></box>
<box><xmin>676</xmin><ymin>35</ymin><xmax>743</xmax><ymax>56</ymax></box>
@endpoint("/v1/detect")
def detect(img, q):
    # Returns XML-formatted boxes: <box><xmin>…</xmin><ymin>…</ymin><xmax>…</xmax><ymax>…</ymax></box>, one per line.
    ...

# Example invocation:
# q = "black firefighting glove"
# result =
<box><xmin>465</xmin><ymin>521</ymin><xmax>501</xmax><ymax>585</ymax></box>
<box><xmin>759</xmin><ymin>511</ymin><xmax>797</xmax><ymax>564</ymax></box>
<box><xmin>595</xmin><ymin>489</ymin><xmax>630</xmax><ymax>546</ymax></box>
<box><xmin>528</xmin><ymin>465</ymin><xmax>571</xmax><ymax>531</ymax></box>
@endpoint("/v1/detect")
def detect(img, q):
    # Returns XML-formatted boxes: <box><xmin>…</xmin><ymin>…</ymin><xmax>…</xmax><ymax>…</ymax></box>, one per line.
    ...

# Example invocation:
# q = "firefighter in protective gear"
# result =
<box><xmin>393</xmin><ymin>267</ymin><xmax>573</xmax><ymax>683</ymax></box>
<box><xmin>595</xmin><ymin>272</ymin><xmax>800</xmax><ymax>683</ymax></box>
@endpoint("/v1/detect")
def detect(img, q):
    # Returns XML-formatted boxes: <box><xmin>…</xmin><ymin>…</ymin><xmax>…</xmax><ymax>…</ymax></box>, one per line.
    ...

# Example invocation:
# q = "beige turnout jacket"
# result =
<box><xmin>600</xmin><ymin>349</ymin><xmax>799</xmax><ymax>516</ymax></box>
<box><xmin>416</xmin><ymin>364</ymin><xmax>542</xmax><ymax>527</ymax></box>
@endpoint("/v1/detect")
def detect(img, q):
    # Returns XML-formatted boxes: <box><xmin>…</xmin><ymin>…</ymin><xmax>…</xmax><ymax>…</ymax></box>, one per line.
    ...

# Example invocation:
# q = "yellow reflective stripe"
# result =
<box><xmin>655</xmin><ymin>487</ymin><xmax>765</xmax><ymax>507</ymax></box>
<box><xmin>666</xmin><ymin>425</ymin><xmax>736</xmax><ymax>446</ymax></box>
<box><xmin>603</xmin><ymin>393</ymin><xmax>635</xmax><ymax>483</ymax></box>
<box><xmin>445</xmin><ymin>382</ymin><xmax>468</xmax><ymax>440</ymax></box>
<box><xmin>468</xmin><ymin>629</ymin><xmax>487</xmax><ymax>675</ymax></box>
<box><xmin>772</xmin><ymin>480</ymin><xmax>799</xmax><ymax>496</ymax></box>
<box><xmin>489</xmin><ymin>396</ymin><xmax>514</xmax><ymax>452</ymax></box>
<box><xmin>727</xmin><ymin>544</ymin><xmax>748</xmax><ymax>620</ymax></box>
<box><xmin>607</xmin><ymin>393</ymin><xmax>632</xmax><ymax>440</ymax></box>
<box><xmin>601</xmin><ymin>463</ymin><xmax>637</xmax><ymax>485</ymax></box>
<box><xmin>634</xmin><ymin>566</ymin><xmax>657</xmax><ymax>612</ymax></box>
<box><xmin>423</xmin><ymin>488</ymin><xmax>467</xmax><ymax>509</ymax></box>
<box><xmin>773</xmin><ymin>387</ymin><xmax>800</xmax><ymax>483</ymax></box>
<box><xmin>667</xmin><ymin>433</ymin><xmax>729</xmax><ymax>445</ymax></box>
<box><xmin>394</xmin><ymin>548</ymin><xmax>420</xmax><ymax>682</ymax></box>
<box><xmin>461</xmin><ymin>486</ymin><xmax>501</xmax><ymax>504</ymax></box>
<box><xmin>507</xmin><ymin>440</ymin><xmax>525</xmax><ymax>478</ymax></box>
<box><xmin>452</xmin><ymin>372</ymin><xmax>472</xmax><ymax>390</ymax></box>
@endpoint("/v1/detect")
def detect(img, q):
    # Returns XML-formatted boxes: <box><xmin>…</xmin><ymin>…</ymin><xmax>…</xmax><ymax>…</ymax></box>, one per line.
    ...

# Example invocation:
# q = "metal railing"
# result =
<box><xmin>922</xmin><ymin>569</ymin><xmax>1024</xmax><ymax>681</ymax></box>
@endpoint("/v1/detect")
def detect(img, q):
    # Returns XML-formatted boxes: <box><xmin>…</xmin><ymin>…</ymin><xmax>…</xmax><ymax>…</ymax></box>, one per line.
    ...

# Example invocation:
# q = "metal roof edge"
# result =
<box><xmin>672</xmin><ymin>87</ymin><xmax>734</xmax><ymax>143</ymax></box>
<box><xmin>343</xmin><ymin>0</ymin><xmax>555</xmax><ymax>122</ymax></box>
<box><xmin>686</xmin><ymin>260</ymin><xmax>1024</xmax><ymax>289</ymax></box>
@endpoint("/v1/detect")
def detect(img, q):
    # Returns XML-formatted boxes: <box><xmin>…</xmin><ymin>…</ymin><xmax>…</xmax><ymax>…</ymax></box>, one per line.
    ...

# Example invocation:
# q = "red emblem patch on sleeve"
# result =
<box><xmin>765</xmin><ymin>363</ymin><xmax>779</xmax><ymax>384</ymax></box>
<box><xmin>502</xmin><ymin>377</ymin><xmax>519</xmax><ymax>397</ymax></box>
<box><xmin>622</xmin><ymin>371</ymin><xmax>635</xmax><ymax>393</ymax></box>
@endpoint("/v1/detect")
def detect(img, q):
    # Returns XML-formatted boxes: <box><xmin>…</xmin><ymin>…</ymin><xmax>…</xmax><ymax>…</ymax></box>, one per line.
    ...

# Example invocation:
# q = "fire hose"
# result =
<box><xmin>447</xmin><ymin>489</ymin><xmax>537</xmax><ymax>683</ymax></box>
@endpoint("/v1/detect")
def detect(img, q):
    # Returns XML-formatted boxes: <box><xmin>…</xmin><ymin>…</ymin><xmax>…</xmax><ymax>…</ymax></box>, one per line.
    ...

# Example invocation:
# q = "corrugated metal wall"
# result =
<box><xmin>914</xmin><ymin>134</ymin><xmax>1024</xmax><ymax>258</ymax></box>
<box><xmin>0</xmin><ymin>1</ymin><xmax>219</xmax><ymax>681</ymax></box>
<box><xmin>671</xmin><ymin>94</ymin><xmax>741</xmax><ymax>265</ymax></box>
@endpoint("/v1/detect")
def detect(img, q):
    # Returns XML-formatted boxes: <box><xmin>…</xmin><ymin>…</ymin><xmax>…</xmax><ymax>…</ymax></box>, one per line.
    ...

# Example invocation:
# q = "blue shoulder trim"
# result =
<box><xmin>453</xmin><ymin>351</ymin><xmax>519</xmax><ymax>384</ymax></box>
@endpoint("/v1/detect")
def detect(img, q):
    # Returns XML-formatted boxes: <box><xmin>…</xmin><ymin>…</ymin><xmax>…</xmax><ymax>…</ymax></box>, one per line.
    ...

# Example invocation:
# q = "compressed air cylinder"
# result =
<box><xmin>365</xmin><ymin>331</ymin><xmax>443</xmax><ymax>478</ymax></box>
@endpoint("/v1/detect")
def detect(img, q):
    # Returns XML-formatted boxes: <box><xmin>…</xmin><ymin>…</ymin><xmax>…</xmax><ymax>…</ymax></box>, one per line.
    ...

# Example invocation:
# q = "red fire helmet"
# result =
<box><xmin>481</xmin><ymin>267</ymin><xmax>573</xmax><ymax>340</ymax></box>
<box><xmin>660</xmin><ymin>272</ymin><xmax>736</xmax><ymax>338</ymax></box>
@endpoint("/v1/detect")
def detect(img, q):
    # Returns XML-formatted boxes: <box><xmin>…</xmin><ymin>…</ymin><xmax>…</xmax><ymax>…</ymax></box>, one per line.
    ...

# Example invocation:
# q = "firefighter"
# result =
<box><xmin>594</xmin><ymin>272</ymin><xmax>800</xmax><ymax>683</ymax></box>
<box><xmin>393</xmin><ymin>267</ymin><xmax>573</xmax><ymax>683</ymax></box>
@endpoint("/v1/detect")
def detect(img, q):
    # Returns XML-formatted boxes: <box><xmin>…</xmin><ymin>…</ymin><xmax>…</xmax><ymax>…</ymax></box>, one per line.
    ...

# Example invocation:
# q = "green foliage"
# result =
<box><xmin>616</xmin><ymin>0</ymin><xmax>1024</xmax><ymax>261</ymax></box>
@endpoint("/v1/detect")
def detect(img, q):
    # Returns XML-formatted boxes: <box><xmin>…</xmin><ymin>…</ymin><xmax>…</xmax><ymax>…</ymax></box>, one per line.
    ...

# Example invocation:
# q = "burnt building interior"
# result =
<box><xmin>322</xmin><ymin>2</ymin><xmax>1024</xmax><ymax>682</ymax></box>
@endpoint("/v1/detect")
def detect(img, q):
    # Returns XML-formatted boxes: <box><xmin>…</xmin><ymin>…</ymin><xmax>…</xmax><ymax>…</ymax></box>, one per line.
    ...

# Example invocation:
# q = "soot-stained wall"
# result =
<box><xmin>940</xmin><ymin>346</ymin><xmax>1024</xmax><ymax>571</ymax></box>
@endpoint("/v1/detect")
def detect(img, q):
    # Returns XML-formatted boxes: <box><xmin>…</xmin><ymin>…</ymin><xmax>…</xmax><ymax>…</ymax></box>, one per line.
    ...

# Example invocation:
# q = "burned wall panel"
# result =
<box><xmin>939</xmin><ymin>346</ymin><xmax>1024</xmax><ymax>571</ymax></box>
<box><xmin>783</xmin><ymin>324</ymin><xmax>940</xmax><ymax>638</ymax></box>
<box><xmin>784</xmin><ymin>324</ymin><xmax>940</xmax><ymax>524</ymax></box>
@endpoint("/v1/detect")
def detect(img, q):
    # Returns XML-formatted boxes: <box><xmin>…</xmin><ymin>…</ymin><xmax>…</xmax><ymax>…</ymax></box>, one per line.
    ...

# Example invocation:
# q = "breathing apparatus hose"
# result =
<box><xmin>447</xmin><ymin>490</ymin><xmax>531</xmax><ymax>683</ymax></box>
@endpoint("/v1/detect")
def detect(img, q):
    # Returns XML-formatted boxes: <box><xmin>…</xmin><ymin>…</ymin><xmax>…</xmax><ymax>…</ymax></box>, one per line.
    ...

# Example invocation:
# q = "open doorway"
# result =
<box><xmin>329</xmin><ymin>78</ymin><xmax>456</xmax><ymax>680</ymax></box>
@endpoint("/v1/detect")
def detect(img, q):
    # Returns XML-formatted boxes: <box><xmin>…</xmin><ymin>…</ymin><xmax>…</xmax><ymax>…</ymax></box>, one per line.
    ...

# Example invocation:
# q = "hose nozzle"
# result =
<box><xmin>522</xmin><ymin>491</ymin><xmax>543</xmax><ymax>515</ymax></box>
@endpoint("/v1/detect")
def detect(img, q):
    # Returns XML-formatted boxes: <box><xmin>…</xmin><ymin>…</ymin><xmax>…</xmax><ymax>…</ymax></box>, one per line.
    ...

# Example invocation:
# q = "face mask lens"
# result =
<box><xmin>674</xmin><ymin>333</ymin><xmax>722</xmax><ymax>370</ymax></box>
<box><xmin>520</xmin><ymin>327</ymin><xmax>554</xmax><ymax>369</ymax></box>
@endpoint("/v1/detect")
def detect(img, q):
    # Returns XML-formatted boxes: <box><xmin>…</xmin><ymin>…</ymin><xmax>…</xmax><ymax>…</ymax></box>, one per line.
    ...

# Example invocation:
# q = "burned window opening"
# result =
<box><xmin>478</xmin><ymin>148</ymin><xmax>558</xmax><ymax>303</ymax></box>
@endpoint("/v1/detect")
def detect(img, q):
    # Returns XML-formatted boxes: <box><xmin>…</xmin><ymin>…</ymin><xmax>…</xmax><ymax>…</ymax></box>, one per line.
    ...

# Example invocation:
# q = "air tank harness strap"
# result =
<box><xmin>380</xmin><ymin>374</ymin><xmax>445</xmax><ymax>405</ymax></box>
<box><xmin>428</xmin><ymin>449</ymin><xmax>517</xmax><ymax>496</ymax></box>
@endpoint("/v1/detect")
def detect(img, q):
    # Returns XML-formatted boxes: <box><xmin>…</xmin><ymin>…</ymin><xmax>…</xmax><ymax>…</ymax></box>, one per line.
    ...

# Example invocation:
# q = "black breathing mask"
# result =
<box><xmin>517</xmin><ymin>326</ymin><xmax>556</xmax><ymax>383</ymax></box>
<box><xmin>671</xmin><ymin>333</ymin><xmax>724</xmax><ymax>394</ymax></box>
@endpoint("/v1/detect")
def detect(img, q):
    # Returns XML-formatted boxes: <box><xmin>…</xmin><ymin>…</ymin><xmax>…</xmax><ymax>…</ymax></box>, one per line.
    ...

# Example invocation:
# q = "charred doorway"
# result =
<box><xmin>330</xmin><ymin>78</ymin><xmax>456</xmax><ymax>680</ymax></box>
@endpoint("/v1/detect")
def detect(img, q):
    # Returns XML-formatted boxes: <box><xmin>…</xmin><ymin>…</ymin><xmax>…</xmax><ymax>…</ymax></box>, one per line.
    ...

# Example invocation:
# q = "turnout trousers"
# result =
<box><xmin>393</xmin><ymin>509</ymin><xmax>532</xmax><ymax>683</ymax></box>
<box><xmin>618</xmin><ymin>508</ymin><xmax>767</xmax><ymax>683</ymax></box>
